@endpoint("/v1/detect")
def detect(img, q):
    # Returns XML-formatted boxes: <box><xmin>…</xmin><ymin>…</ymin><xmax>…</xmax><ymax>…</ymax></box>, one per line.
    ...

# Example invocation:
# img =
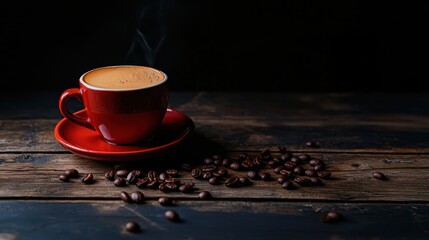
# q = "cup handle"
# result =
<box><xmin>59</xmin><ymin>88</ymin><xmax>94</xmax><ymax>130</ymax></box>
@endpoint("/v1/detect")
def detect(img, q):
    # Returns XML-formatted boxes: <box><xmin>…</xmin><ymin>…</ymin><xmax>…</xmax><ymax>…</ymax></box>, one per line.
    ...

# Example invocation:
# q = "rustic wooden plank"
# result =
<box><xmin>0</xmin><ymin>153</ymin><xmax>428</xmax><ymax>202</ymax></box>
<box><xmin>1</xmin><ymin>91</ymin><xmax>429</xmax><ymax>119</ymax></box>
<box><xmin>2</xmin><ymin>116</ymin><xmax>429</xmax><ymax>153</ymax></box>
<box><xmin>0</xmin><ymin>200</ymin><xmax>428</xmax><ymax>239</ymax></box>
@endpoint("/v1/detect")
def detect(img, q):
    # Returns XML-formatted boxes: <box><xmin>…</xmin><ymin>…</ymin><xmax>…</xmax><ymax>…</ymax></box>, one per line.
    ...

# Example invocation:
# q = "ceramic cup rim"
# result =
<box><xmin>79</xmin><ymin>65</ymin><xmax>168</xmax><ymax>92</ymax></box>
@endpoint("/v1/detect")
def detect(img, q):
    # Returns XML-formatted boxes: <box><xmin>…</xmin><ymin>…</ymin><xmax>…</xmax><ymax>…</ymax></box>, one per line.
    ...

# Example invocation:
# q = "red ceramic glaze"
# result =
<box><xmin>54</xmin><ymin>108</ymin><xmax>195</xmax><ymax>161</ymax></box>
<box><xmin>59</xmin><ymin>65</ymin><xmax>169</xmax><ymax>145</ymax></box>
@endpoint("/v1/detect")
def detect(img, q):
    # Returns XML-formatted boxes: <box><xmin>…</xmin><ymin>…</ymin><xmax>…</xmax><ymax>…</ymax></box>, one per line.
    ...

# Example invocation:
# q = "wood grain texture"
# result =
<box><xmin>0</xmin><ymin>200</ymin><xmax>428</xmax><ymax>240</ymax></box>
<box><xmin>0</xmin><ymin>153</ymin><xmax>428</xmax><ymax>202</ymax></box>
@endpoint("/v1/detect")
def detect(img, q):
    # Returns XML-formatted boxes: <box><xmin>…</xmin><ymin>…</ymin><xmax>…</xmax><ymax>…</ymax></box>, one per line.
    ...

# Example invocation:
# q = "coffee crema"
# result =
<box><xmin>82</xmin><ymin>66</ymin><xmax>165</xmax><ymax>89</ymax></box>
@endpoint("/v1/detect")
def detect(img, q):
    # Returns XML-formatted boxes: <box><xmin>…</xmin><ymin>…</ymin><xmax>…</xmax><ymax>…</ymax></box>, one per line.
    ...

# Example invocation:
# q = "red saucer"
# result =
<box><xmin>54</xmin><ymin>108</ymin><xmax>195</xmax><ymax>161</ymax></box>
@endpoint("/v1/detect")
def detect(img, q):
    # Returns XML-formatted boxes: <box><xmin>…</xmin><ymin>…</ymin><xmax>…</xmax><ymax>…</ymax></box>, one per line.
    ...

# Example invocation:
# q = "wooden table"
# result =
<box><xmin>1</xmin><ymin>91</ymin><xmax>428</xmax><ymax>239</ymax></box>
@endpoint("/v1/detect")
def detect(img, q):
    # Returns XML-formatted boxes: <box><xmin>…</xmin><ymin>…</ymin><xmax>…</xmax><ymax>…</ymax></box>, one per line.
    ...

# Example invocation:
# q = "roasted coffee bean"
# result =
<box><xmin>298</xmin><ymin>154</ymin><xmax>311</xmax><ymax>161</ymax></box>
<box><xmin>114</xmin><ymin>177</ymin><xmax>126</xmax><ymax>187</ymax></box>
<box><xmin>309</xmin><ymin>158</ymin><xmax>323</xmax><ymax>166</ymax></box>
<box><xmin>317</xmin><ymin>171</ymin><xmax>332</xmax><ymax>179</ymax></box>
<box><xmin>183</xmin><ymin>182</ymin><xmax>195</xmax><ymax>187</ymax></box>
<box><xmin>314</xmin><ymin>164</ymin><xmax>325</xmax><ymax>172</ymax></box>
<box><xmin>213</xmin><ymin>159</ymin><xmax>222</xmax><ymax>166</ymax></box>
<box><xmin>165</xmin><ymin>178</ymin><xmax>180</xmax><ymax>184</ymax></box>
<box><xmin>125</xmin><ymin>221</ymin><xmax>141</xmax><ymax>233</ymax></box>
<box><xmin>158</xmin><ymin>197</ymin><xmax>173</xmax><ymax>206</ymax></box>
<box><xmin>238</xmin><ymin>153</ymin><xmax>248</xmax><ymax>161</ymax></box>
<box><xmin>116</xmin><ymin>169</ymin><xmax>129</xmax><ymax>178</ymax></box>
<box><xmin>306</xmin><ymin>140</ymin><xmax>317</xmax><ymax>147</ymax></box>
<box><xmin>279</xmin><ymin>152</ymin><xmax>292</xmax><ymax>162</ymax></box>
<box><xmin>203</xmin><ymin>157</ymin><xmax>213</xmax><ymax>165</ymax></box>
<box><xmin>158</xmin><ymin>183</ymin><xmax>168</xmax><ymax>192</ymax></box>
<box><xmin>202</xmin><ymin>171</ymin><xmax>213</xmax><ymax>180</ymax></box>
<box><xmin>261</xmin><ymin>149</ymin><xmax>271</xmax><ymax>158</ymax></box>
<box><xmin>274</xmin><ymin>166</ymin><xmax>284</xmax><ymax>174</ymax></box>
<box><xmin>126</xmin><ymin>170</ymin><xmax>141</xmax><ymax>184</ymax></box>
<box><xmin>201</xmin><ymin>165</ymin><xmax>217</xmax><ymax>172</ymax></box>
<box><xmin>81</xmin><ymin>173</ymin><xmax>94</xmax><ymax>184</ymax></box>
<box><xmin>159</xmin><ymin>173</ymin><xmax>168</xmax><ymax>181</ymax></box>
<box><xmin>305</xmin><ymin>169</ymin><xmax>317</xmax><ymax>177</ymax></box>
<box><xmin>165</xmin><ymin>182</ymin><xmax>179</xmax><ymax>191</ymax></box>
<box><xmin>290</xmin><ymin>157</ymin><xmax>301</xmax><ymax>164</ymax></box>
<box><xmin>320</xmin><ymin>210</ymin><xmax>342</xmax><ymax>223</ymax></box>
<box><xmin>225</xmin><ymin>177</ymin><xmax>241</xmax><ymax>188</ymax></box>
<box><xmin>239</xmin><ymin>177</ymin><xmax>252</xmax><ymax>186</ymax></box>
<box><xmin>166</xmin><ymin>169</ymin><xmax>178</xmax><ymax>177</ymax></box>
<box><xmin>373</xmin><ymin>171</ymin><xmax>386</xmax><ymax>180</ymax></box>
<box><xmin>282</xmin><ymin>181</ymin><xmax>295</xmax><ymax>190</ymax></box>
<box><xmin>241</xmin><ymin>159</ymin><xmax>254</xmax><ymax>170</ymax></box>
<box><xmin>229</xmin><ymin>162</ymin><xmax>241</xmax><ymax>171</ymax></box>
<box><xmin>147</xmin><ymin>171</ymin><xmax>158</xmax><ymax>181</ymax></box>
<box><xmin>260</xmin><ymin>172</ymin><xmax>272</xmax><ymax>181</ymax></box>
<box><xmin>247</xmin><ymin>170</ymin><xmax>260</xmax><ymax>180</ymax></box>
<box><xmin>267</xmin><ymin>160</ymin><xmax>278</xmax><ymax>168</ymax></box>
<box><xmin>59</xmin><ymin>174</ymin><xmax>69</xmax><ymax>182</ymax></box>
<box><xmin>222</xmin><ymin>158</ymin><xmax>232</xmax><ymax>167</ymax></box>
<box><xmin>294</xmin><ymin>177</ymin><xmax>312</xmax><ymax>186</ymax></box>
<box><xmin>284</xmin><ymin>161</ymin><xmax>297</xmax><ymax>170</ymax></box>
<box><xmin>165</xmin><ymin>210</ymin><xmax>179</xmax><ymax>222</ymax></box>
<box><xmin>278</xmin><ymin>146</ymin><xmax>287</xmax><ymax>154</ymax></box>
<box><xmin>120</xmin><ymin>191</ymin><xmax>131</xmax><ymax>203</ymax></box>
<box><xmin>65</xmin><ymin>169</ymin><xmax>79</xmax><ymax>178</ymax></box>
<box><xmin>135</xmin><ymin>178</ymin><xmax>150</xmax><ymax>188</ymax></box>
<box><xmin>212</xmin><ymin>154</ymin><xmax>221</xmax><ymax>160</ymax></box>
<box><xmin>104</xmin><ymin>170</ymin><xmax>115</xmax><ymax>181</ymax></box>
<box><xmin>179</xmin><ymin>183</ymin><xmax>194</xmax><ymax>193</ymax></box>
<box><xmin>191</xmin><ymin>168</ymin><xmax>203</xmax><ymax>179</ymax></box>
<box><xmin>279</xmin><ymin>169</ymin><xmax>292</xmax><ymax>177</ymax></box>
<box><xmin>293</xmin><ymin>166</ymin><xmax>305</xmax><ymax>175</ymax></box>
<box><xmin>147</xmin><ymin>180</ymin><xmax>159</xmax><ymax>189</ymax></box>
<box><xmin>208</xmin><ymin>176</ymin><xmax>220</xmax><ymax>185</ymax></box>
<box><xmin>130</xmin><ymin>191</ymin><xmax>144</xmax><ymax>203</ymax></box>
<box><xmin>179</xmin><ymin>163</ymin><xmax>192</xmax><ymax>172</ymax></box>
<box><xmin>213</xmin><ymin>169</ymin><xmax>228</xmax><ymax>178</ymax></box>
<box><xmin>277</xmin><ymin>177</ymin><xmax>287</xmax><ymax>184</ymax></box>
<box><xmin>198</xmin><ymin>191</ymin><xmax>212</xmax><ymax>200</ymax></box>
<box><xmin>310</xmin><ymin>177</ymin><xmax>323</xmax><ymax>185</ymax></box>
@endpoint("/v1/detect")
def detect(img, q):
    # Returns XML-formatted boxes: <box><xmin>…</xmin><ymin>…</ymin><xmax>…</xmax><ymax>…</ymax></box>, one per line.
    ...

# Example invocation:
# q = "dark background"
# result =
<box><xmin>1</xmin><ymin>0</ymin><xmax>428</xmax><ymax>92</ymax></box>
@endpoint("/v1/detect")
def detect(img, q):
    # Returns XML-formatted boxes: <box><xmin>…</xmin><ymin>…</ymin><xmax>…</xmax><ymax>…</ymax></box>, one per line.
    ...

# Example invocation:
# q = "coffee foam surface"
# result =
<box><xmin>83</xmin><ymin>66</ymin><xmax>164</xmax><ymax>89</ymax></box>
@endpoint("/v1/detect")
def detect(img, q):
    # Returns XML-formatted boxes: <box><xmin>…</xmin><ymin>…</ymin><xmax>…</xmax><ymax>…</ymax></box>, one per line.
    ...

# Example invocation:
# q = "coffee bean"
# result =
<box><xmin>213</xmin><ymin>159</ymin><xmax>222</xmax><ymax>166</ymax></box>
<box><xmin>191</xmin><ymin>168</ymin><xmax>203</xmax><ymax>179</ymax></box>
<box><xmin>147</xmin><ymin>171</ymin><xmax>158</xmax><ymax>181</ymax></box>
<box><xmin>306</xmin><ymin>141</ymin><xmax>317</xmax><ymax>148</ymax></box>
<box><xmin>222</xmin><ymin>158</ymin><xmax>231</xmax><ymax>167</ymax></box>
<box><xmin>229</xmin><ymin>162</ymin><xmax>241</xmax><ymax>171</ymax></box>
<box><xmin>114</xmin><ymin>177</ymin><xmax>126</xmax><ymax>187</ymax></box>
<box><xmin>241</xmin><ymin>159</ymin><xmax>254</xmax><ymax>170</ymax></box>
<box><xmin>320</xmin><ymin>210</ymin><xmax>342</xmax><ymax>223</ymax></box>
<box><xmin>201</xmin><ymin>165</ymin><xmax>217</xmax><ymax>172</ymax></box>
<box><xmin>130</xmin><ymin>191</ymin><xmax>144</xmax><ymax>203</ymax></box>
<box><xmin>284</xmin><ymin>161</ymin><xmax>297</xmax><ymax>170</ymax></box>
<box><xmin>147</xmin><ymin>180</ymin><xmax>159</xmax><ymax>189</ymax></box>
<box><xmin>239</xmin><ymin>177</ymin><xmax>252</xmax><ymax>186</ymax></box>
<box><xmin>294</xmin><ymin>177</ymin><xmax>312</xmax><ymax>186</ymax></box>
<box><xmin>179</xmin><ymin>183</ymin><xmax>194</xmax><ymax>193</ymax></box>
<box><xmin>314</xmin><ymin>164</ymin><xmax>325</xmax><ymax>172</ymax></box>
<box><xmin>273</xmin><ymin>166</ymin><xmax>284</xmax><ymax>174</ymax></box>
<box><xmin>81</xmin><ymin>173</ymin><xmax>93</xmax><ymax>184</ymax></box>
<box><xmin>165</xmin><ymin>178</ymin><xmax>180</xmax><ymax>184</ymax></box>
<box><xmin>208</xmin><ymin>176</ymin><xmax>220</xmax><ymax>185</ymax></box>
<box><xmin>126</xmin><ymin>170</ymin><xmax>141</xmax><ymax>184</ymax></box>
<box><xmin>282</xmin><ymin>181</ymin><xmax>295</xmax><ymax>190</ymax></box>
<box><xmin>213</xmin><ymin>168</ymin><xmax>228</xmax><ymax>178</ymax></box>
<box><xmin>225</xmin><ymin>177</ymin><xmax>241</xmax><ymax>188</ymax></box>
<box><xmin>298</xmin><ymin>154</ymin><xmax>311</xmax><ymax>161</ymax></box>
<box><xmin>373</xmin><ymin>171</ymin><xmax>387</xmax><ymax>180</ymax></box>
<box><xmin>247</xmin><ymin>170</ymin><xmax>260</xmax><ymax>180</ymax></box>
<box><xmin>165</xmin><ymin>210</ymin><xmax>179</xmax><ymax>222</ymax></box>
<box><xmin>290</xmin><ymin>157</ymin><xmax>301</xmax><ymax>164</ymax></box>
<box><xmin>158</xmin><ymin>197</ymin><xmax>173</xmax><ymax>206</ymax></box>
<box><xmin>65</xmin><ymin>169</ymin><xmax>79</xmax><ymax>178</ymax></box>
<box><xmin>120</xmin><ymin>191</ymin><xmax>131</xmax><ymax>203</ymax></box>
<box><xmin>305</xmin><ymin>169</ymin><xmax>317</xmax><ymax>177</ymax></box>
<box><xmin>166</xmin><ymin>169</ymin><xmax>178</xmax><ymax>177</ymax></box>
<box><xmin>252</xmin><ymin>156</ymin><xmax>264</xmax><ymax>168</ymax></box>
<box><xmin>135</xmin><ymin>178</ymin><xmax>150</xmax><ymax>188</ymax></box>
<box><xmin>164</xmin><ymin>182</ymin><xmax>179</xmax><ymax>192</ymax></box>
<box><xmin>277</xmin><ymin>177</ymin><xmax>287</xmax><ymax>184</ymax></box>
<box><xmin>260</xmin><ymin>172</ymin><xmax>272</xmax><ymax>181</ymax></box>
<box><xmin>104</xmin><ymin>170</ymin><xmax>115</xmax><ymax>181</ymax></box>
<box><xmin>158</xmin><ymin>183</ymin><xmax>168</xmax><ymax>192</ymax></box>
<box><xmin>279</xmin><ymin>153</ymin><xmax>292</xmax><ymax>162</ymax></box>
<box><xmin>267</xmin><ymin>160</ymin><xmax>278</xmax><ymax>168</ymax></box>
<box><xmin>309</xmin><ymin>158</ymin><xmax>323</xmax><ymax>166</ymax></box>
<box><xmin>317</xmin><ymin>171</ymin><xmax>332</xmax><ymax>179</ymax></box>
<box><xmin>261</xmin><ymin>149</ymin><xmax>271</xmax><ymax>157</ymax></box>
<box><xmin>238</xmin><ymin>153</ymin><xmax>249</xmax><ymax>161</ymax></box>
<box><xmin>212</xmin><ymin>154</ymin><xmax>221</xmax><ymax>160</ymax></box>
<box><xmin>198</xmin><ymin>191</ymin><xmax>212</xmax><ymax>200</ymax></box>
<box><xmin>159</xmin><ymin>172</ymin><xmax>168</xmax><ymax>181</ymax></box>
<box><xmin>116</xmin><ymin>169</ymin><xmax>129</xmax><ymax>178</ymax></box>
<box><xmin>125</xmin><ymin>221</ymin><xmax>141</xmax><ymax>233</ymax></box>
<box><xmin>202</xmin><ymin>171</ymin><xmax>213</xmax><ymax>180</ymax></box>
<box><xmin>59</xmin><ymin>174</ymin><xmax>69</xmax><ymax>182</ymax></box>
<box><xmin>279</xmin><ymin>169</ymin><xmax>292</xmax><ymax>177</ymax></box>
<box><xmin>293</xmin><ymin>166</ymin><xmax>305</xmax><ymax>175</ymax></box>
<box><xmin>203</xmin><ymin>157</ymin><xmax>214</xmax><ymax>165</ymax></box>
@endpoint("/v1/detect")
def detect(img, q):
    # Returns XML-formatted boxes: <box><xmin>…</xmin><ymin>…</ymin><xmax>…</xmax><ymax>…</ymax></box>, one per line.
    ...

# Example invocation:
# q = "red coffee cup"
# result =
<box><xmin>59</xmin><ymin>65</ymin><xmax>169</xmax><ymax>145</ymax></box>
